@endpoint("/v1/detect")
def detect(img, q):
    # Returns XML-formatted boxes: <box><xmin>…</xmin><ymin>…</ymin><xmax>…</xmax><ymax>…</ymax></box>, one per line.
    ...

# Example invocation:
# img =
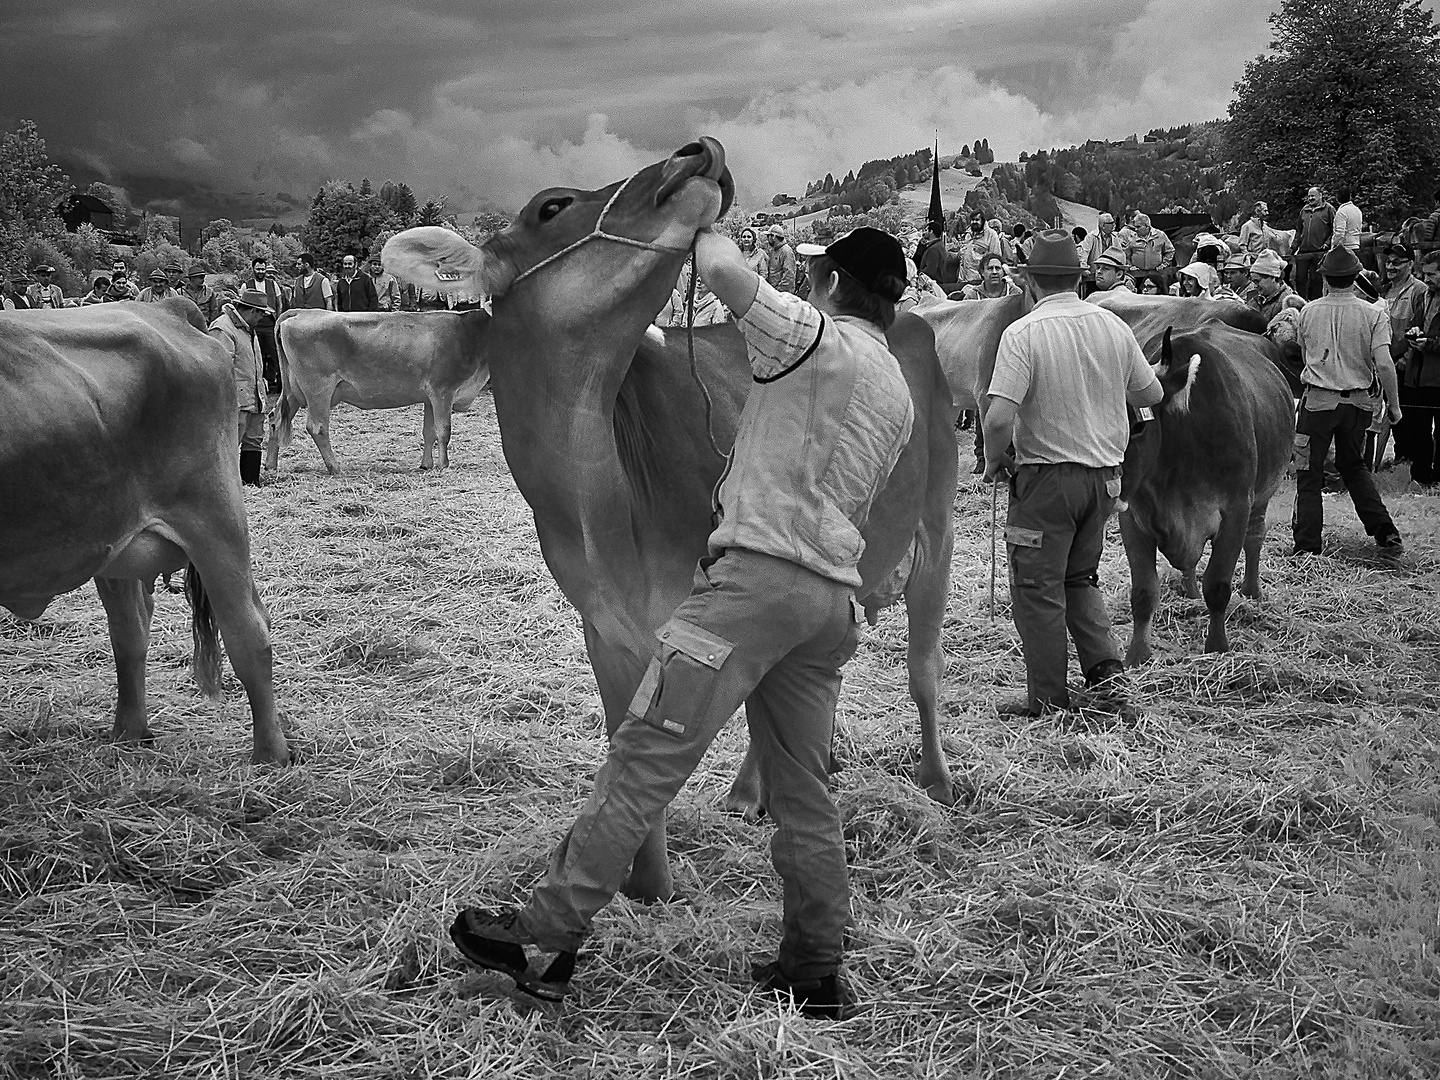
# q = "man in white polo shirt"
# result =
<box><xmin>982</xmin><ymin>230</ymin><xmax>1162</xmax><ymax>716</ymax></box>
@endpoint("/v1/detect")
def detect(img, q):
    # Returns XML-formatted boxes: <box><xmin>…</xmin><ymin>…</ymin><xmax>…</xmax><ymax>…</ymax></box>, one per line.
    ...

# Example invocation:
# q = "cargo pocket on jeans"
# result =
<box><xmin>1005</xmin><ymin>526</ymin><xmax>1044</xmax><ymax>549</ymax></box>
<box><xmin>1291</xmin><ymin>432</ymin><xmax>1311</xmax><ymax>473</ymax></box>
<box><xmin>626</xmin><ymin>618</ymin><xmax>735</xmax><ymax>738</ymax></box>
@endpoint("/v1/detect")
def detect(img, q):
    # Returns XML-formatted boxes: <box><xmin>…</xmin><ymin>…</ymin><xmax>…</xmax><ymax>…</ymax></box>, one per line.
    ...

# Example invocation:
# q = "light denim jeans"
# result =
<box><xmin>522</xmin><ymin>548</ymin><xmax>859</xmax><ymax>980</ymax></box>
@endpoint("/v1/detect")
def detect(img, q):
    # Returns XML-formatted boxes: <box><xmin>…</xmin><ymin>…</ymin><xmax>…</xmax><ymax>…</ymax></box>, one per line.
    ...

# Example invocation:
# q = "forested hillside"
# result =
<box><xmin>996</xmin><ymin>123</ymin><xmax>1239</xmax><ymax>226</ymax></box>
<box><xmin>777</xmin><ymin>140</ymin><xmax>995</xmax><ymax>216</ymax></box>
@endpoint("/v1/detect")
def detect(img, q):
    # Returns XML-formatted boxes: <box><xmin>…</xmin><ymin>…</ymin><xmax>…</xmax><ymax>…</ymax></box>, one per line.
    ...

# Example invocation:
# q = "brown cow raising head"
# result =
<box><xmin>382</xmin><ymin>138</ymin><xmax>734</xmax><ymax>325</ymax></box>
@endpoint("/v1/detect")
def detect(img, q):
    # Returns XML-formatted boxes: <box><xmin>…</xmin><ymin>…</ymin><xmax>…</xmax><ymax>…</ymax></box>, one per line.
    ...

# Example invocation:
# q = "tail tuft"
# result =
<box><xmin>186</xmin><ymin>564</ymin><xmax>223</xmax><ymax>698</ymax></box>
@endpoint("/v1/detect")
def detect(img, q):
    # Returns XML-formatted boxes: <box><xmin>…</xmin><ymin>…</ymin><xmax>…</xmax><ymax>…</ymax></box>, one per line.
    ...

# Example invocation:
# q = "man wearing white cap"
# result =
<box><xmin>1247</xmin><ymin>251</ymin><xmax>1304</xmax><ymax>325</ymax></box>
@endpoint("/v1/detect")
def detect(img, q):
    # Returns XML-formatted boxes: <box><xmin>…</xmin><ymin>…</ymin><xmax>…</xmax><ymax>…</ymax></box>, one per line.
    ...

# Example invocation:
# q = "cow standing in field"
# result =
<box><xmin>1119</xmin><ymin>324</ymin><xmax>1295</xmax><ymax>664</ymax></box>
<box><xmin>265</xmin><ymin>308</ymin><xmax>491</xmax><ymax>474</ymax></box>
<box><xmin>0</xmin><ymin>300</ymin><xmax>289</xmax><ymax>764</ymax></box>
<box><xmin>382</xmin><ymin>137</ymin><xmax>964</xmax><ymax>909</ymax></box>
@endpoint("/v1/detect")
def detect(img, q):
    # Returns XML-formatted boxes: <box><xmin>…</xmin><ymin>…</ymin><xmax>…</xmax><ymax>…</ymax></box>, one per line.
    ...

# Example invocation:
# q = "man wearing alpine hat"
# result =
<box><xmin>208</xmin><ymin>288</ymin><xmax>274</xmax><ymax>486</ymax></box>
<box><xmin>982</xmin><ymin>229</ymin><xmax>1162</xmax><ymax>718</ymax></box>
<box><xmin>1091</xmin><ymin>248</ymin><xmax>1134</xmax><ymax>293</ymax></box>
<box><xmin>449</xmin><ymin>227</ymin><xmax>915</xmax><ymax>1020</ymax></box>
<box><xmin>137</xmin><ymin>268</ymin><xmax>175</xmax><ymax>303</ymax></box>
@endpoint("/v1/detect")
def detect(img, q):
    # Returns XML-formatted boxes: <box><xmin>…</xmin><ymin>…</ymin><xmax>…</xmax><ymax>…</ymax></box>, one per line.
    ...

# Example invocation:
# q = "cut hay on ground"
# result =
<box><xmin>3</xmin><ymin>399</ymin><xmax>1438</xmax><ymax>1079</ymax></box>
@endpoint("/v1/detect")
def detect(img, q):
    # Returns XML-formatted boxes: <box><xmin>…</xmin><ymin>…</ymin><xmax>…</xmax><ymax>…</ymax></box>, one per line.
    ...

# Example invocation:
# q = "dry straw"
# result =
<box><xmin>2</xmin><ymin>401</ymin><xmax>1438</xmax><ymax>1078</ymax></box>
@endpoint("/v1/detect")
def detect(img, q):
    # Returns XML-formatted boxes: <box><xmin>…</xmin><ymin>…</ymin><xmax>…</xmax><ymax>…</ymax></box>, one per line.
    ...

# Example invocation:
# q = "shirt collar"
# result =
<box><xmin>1031</xmin><ymin>292</ymin><xmax>1079</xmax><ymax>311</ymax></box>
<box><xmin>832</xmin><ymin>314</ymin><xmax>887</xmax><ymax>343</ymax></box>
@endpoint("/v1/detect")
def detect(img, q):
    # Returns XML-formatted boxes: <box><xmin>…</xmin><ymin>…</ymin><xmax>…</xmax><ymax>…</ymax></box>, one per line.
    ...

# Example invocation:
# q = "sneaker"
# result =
<box><xmin>449</xmin><ymin>908</ymin><xmax>576</xmax><ymax>1001</ymax></box>
<box><xmin>752</xmin><ymin>960</ymin><xmax>856</xmax><ymax>1020</ymax></box>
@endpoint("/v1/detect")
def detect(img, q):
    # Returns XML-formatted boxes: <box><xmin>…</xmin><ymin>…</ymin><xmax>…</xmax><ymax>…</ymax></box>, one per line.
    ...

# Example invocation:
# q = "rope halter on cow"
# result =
<box><xmin>505</xmin><ymin>173</ymin><xmax>695</xmax><ymax>288</ymax></box>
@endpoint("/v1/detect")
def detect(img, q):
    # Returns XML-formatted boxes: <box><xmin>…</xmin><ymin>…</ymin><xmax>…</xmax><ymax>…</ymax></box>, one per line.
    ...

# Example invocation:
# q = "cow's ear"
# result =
<box><xmin>382</xmin><ymin>227</ymin><xmax>510</xmax><ymax>298</ymax></box>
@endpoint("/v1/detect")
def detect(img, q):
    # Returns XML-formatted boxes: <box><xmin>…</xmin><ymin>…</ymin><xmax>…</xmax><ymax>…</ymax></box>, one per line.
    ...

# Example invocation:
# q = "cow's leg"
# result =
<box><xmin>420</xmin><ymin>400</ymin><xmax>436</xmax><ymax>470</ymax></box>
<box><xmin>305</xmin><ymin>393</ymin><xmax>342</xmax><ymax>475</ymax></box>
<box><xmin>94</xmin><ymin>576</ymin><xmax>156</xmax><ymax>742</ymax></box>
<box><xmin>1200</xmin><ymin>504</ymin><xmax>1248</xmax><ymax>654</ymax></box>
<box><xmin>581</xmin><ymin>617</ymin><xmax>674</xmax><ymax>902</ymax></box>
<box><xmin>906</xmin><ymin>523</ymin><xmax>956</xmax><ymax>805</ymax></box>
<box><xmin>1180</xmin><ymin>569</ymin><xmax>1201</xmax><ymax>600</ymax></box>
<box><xmin>434</xmin><ymin>394</ymin><xmax>455</xmax><ymax>470</ymax></box>
<box><xmin>1241</xmin><ymin>498</ymin><xmax>1269</xmax><ymax>600</ymax></box>
<box><xmin>180</xmin><ymin>517</ymin><xmax>289</xmax><ymax>765</ymax></box>
<box><xmin>1119</xmin><ymin>510</ymin><xmax>1160</xmax><ymax>667</ymax></box>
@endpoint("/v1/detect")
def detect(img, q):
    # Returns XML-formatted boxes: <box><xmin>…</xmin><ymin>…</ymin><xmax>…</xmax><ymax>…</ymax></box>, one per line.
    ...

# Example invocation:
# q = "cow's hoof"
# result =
<box><xmin>1240</xmin><ymin>584</ymin><xmax>1262</xmax><ymax>601</ymax></box>
<box><xmin>1124</xmin><ymin>646</ymin><xmax>1152</xmax><ymax>668</ymax></box>
<box><xmin>723</xmin><ymin>792</ymin><xmax>767</xmax><ymax>824</ymax></box>
<box><xmin>112</xmin><ymin>723</ymin><xmax>155</xmax><ymax>745</ymax></box>
<box><xmin>251</xmin><ymin>742</ymin><xmax>292</xmax><ymax>766</ymax></box>
<box><xmin>921</xmin><ymin>775</ymin><xmax>958</xmax><ymax>807</ymax></box>
<box><xmin>620</xmin><ymin>870</ymin><xmax>675</xmax><ymax>905</ymax></box>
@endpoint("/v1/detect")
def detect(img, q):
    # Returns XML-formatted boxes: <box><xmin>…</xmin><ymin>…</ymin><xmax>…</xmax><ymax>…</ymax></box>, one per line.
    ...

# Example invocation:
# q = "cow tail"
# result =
<box><xmin>275</xmin><ymin>314</ymin><xmax>296</xmax><ymax>448</ymax></box>
<box><xmin>186</xmin><ymin>563</ymin><xmax>224</xmax><ymax>699</ymax></box>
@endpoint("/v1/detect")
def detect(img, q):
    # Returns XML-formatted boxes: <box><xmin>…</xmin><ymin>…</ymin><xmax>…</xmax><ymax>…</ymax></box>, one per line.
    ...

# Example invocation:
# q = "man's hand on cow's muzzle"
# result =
<box><xmin>982</xmin><ymin>451</ymin><xmax>1016</xmax><ymax>485</ymax></box>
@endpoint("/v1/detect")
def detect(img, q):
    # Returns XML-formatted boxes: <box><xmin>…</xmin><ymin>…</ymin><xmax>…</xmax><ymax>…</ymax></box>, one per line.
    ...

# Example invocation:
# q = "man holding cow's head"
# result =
<box><xmin>1292</xmin><ymin>246</ymin><xmax>1404</xmax><ymax>555</ymax></box>
<box><xmin>450</xmin><ymin>225</ymin><xmax>915</xmax><ymax>1020</ymax></box>
<box><xmin>207</xmin><ymin>288</ymin><xmax>274</xmax><ymax>486</ymax></box>
<box><xmin>981</xmin><ymin>230</ymin><xmax>1162</xmax><ymax>719</ymax></box>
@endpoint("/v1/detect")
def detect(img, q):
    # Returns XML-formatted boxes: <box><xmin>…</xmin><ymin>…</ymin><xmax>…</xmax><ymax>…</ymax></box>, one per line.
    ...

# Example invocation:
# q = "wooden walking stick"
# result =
<box><xmin>989</xmin><ymin>478</ymin><xmax>998</xmax><ymax>621</ymax></box>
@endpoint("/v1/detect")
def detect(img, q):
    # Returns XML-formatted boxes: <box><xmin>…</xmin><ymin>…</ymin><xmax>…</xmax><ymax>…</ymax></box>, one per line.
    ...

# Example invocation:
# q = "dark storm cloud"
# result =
<box><xmin>1</xmin><ymin>0</ymin><xmax>1287</xmax><ymax>221</ymax></box>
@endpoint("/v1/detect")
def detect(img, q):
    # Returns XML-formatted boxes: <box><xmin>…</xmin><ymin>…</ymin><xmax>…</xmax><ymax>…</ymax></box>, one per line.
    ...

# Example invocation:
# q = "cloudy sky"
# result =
<box><xmin>3</xmin><ymin>0</ymin><xmax>1298</xmax><ymax>225</ymax></box>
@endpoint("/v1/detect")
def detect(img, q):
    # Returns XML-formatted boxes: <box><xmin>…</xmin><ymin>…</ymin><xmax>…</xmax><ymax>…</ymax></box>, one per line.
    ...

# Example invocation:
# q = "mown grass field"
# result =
<box><xmin>3</xmin><ymin>398</ymin><xmax>1438</xmax><ymax>1079</ymax></box>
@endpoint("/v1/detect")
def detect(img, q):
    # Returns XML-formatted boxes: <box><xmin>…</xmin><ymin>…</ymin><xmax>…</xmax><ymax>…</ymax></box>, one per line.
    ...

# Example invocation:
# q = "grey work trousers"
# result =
<box><xmin>1006</xmin><ymin>463</ymin><xmax>1123</xmax><ymax>711</ymax></box>
<box><xmin>238</xmin><ymin>409</ymin><xmax>265</xmax><ymax>452</ymax></box>
<box><xmin>523</xmin><ymin>548</ymin><xmax>859</xmax><ymax>980</ymax></box>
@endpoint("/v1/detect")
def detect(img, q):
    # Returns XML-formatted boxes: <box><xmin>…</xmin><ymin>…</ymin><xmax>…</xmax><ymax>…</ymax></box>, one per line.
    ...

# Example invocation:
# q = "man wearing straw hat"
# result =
<box><xmin>981</xmin><ymin>229</ymin><xmax>1162</xmax><ymax>717</ymax></box>
<box><xmin>450</xmin><ymin>227</ymin><xmax>915</xmax><ymax>1020</ymax></box>
<box><xmin>208</xmin><ymin>288</ymin><xmax>273</xmax><ymax>486</ymax></box>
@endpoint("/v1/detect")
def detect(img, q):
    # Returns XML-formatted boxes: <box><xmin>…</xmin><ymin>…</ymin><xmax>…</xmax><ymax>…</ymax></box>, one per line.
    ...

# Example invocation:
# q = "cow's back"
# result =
<box><xmin>0</xmin><ymin>304</ymin><xmax>234</xmax><ymax>591</ymax></box>
<box><xmin>279</xmin><ymin>309</ymin><xmax>487</xmax><ymax>409</ymax></box>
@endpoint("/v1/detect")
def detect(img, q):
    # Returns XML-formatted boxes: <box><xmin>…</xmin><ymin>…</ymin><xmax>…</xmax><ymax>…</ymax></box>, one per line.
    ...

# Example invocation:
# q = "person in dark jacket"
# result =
<box><xmin>334</xmin><ymin>254</ymin><xmax>379</xmax><ymax>311</ymax></box>
<box><xmin>1397</xmin><ymin>249</ymin><xmax>1440</xmax><ymax>487</ymax></box>
<box><xmin>1293</xmin><ymin>186</ymin><xmax>1335</xmax><ymax>302</ymax></box>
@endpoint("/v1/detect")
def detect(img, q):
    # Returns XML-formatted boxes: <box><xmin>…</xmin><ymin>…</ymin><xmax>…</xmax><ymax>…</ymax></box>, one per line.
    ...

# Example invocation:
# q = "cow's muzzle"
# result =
<box><xmin>656</xmin><ymin>136</ymin><xmax>734</xmax><ymax>218</ymax></box>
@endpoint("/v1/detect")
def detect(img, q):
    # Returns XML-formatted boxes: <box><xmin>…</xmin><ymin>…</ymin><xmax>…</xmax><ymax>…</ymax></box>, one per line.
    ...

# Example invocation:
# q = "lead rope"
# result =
<box><xmin>685</xmin><ymin>237</ymin><xmax>726</xmax><ymax>462</ymax></box>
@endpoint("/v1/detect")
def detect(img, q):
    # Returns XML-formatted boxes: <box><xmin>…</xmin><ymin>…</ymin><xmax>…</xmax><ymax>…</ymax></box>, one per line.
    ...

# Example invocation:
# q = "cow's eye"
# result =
<box><xmin>538</xmin><ymin>197</ymin><xmax>573</xmax><ymax>222</ymax></box>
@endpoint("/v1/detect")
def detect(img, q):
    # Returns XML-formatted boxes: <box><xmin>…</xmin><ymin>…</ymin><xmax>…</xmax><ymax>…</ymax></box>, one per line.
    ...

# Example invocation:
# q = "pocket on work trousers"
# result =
<box><xmin>626</xmin><ymin>618</ymin><xmax>735</xmax><ymax>740</ymax></box>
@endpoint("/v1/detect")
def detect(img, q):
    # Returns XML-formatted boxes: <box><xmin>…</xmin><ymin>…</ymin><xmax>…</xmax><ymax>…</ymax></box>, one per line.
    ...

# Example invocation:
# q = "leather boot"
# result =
<box><xmin>240</xmin><ymin>449</ymin><xmax>263</xmax><ymax>486</ymax></box>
